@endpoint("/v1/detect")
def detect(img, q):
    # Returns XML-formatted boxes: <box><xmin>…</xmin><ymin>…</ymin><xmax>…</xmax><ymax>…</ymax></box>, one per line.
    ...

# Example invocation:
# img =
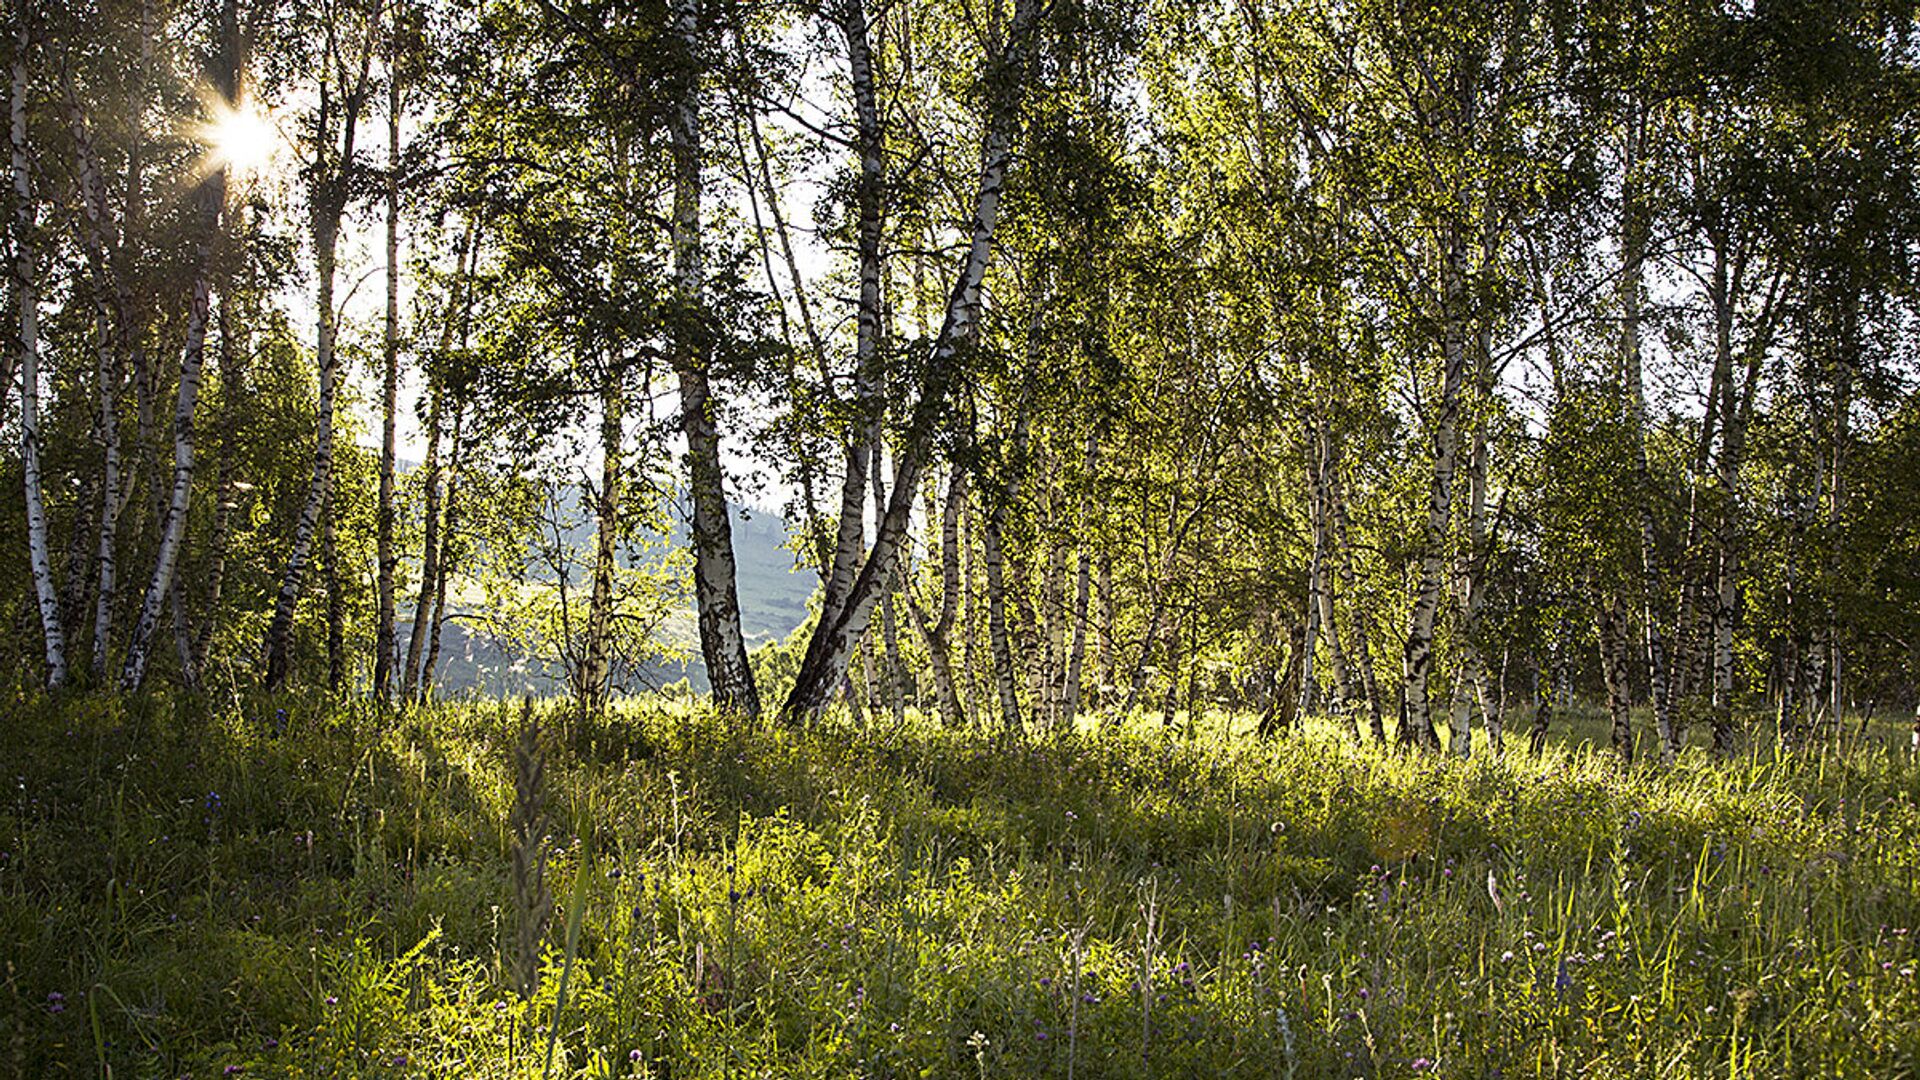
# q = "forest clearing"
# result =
<box><xmin>6</xmin><ymin>697</ymin><xmax>1920</xmax><ymax>1077</ymax></box>
<box><xmin>7</xmin><ymin>0</ymin><xmax>1920</xmax><ymax>1073</ymax></box>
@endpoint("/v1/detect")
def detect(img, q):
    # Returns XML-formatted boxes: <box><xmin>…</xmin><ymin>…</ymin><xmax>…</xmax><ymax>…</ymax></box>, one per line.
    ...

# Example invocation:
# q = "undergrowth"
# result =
<box><xmin>3</xmin><ymin>693</ymin><xmax>1918</xmax><ymax>1077</ymax></box>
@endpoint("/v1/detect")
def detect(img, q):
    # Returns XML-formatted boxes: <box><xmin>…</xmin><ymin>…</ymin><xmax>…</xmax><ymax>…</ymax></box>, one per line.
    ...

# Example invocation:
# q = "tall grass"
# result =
<box><xmin>2</xmin><ymin>693</ymin><xmax>1917</xmax><ymax>1076</ymax></box>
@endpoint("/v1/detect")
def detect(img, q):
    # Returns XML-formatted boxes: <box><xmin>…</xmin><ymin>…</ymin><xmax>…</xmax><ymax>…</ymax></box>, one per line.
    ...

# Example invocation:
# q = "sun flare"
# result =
<box><xmin>199</xmin><ymin>94</ymin><xmax>278</xmax><ymax>179</ymax></box>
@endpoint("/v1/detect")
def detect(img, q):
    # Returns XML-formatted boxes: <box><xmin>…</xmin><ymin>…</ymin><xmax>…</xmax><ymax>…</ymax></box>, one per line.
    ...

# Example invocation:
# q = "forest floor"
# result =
<box><xmin>4</xmin><ymin>695</ymin><xmax>1919</xmax><ymax>1078</ymax></box>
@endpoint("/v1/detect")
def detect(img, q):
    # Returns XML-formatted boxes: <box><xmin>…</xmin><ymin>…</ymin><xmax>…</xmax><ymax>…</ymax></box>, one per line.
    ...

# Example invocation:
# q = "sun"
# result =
<box><xmin>199</xmin><ymin>92</ymin><xmax>279</xmax><ymax>179</ymax></box>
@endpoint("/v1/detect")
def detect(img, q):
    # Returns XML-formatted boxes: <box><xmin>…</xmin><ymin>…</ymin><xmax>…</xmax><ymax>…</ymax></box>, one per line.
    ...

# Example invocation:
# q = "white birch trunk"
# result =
<box><xmin>670</xmin><ymin>0</ymin><xmax>759</xmax><ymax>717</ymax></box>
<box><xmin>264</xmin><ymin>62</ymin><xmax>371</xmax><ymax>689</ymax></box>
<box><xmin>1401</xmin><ymin>224</ymin><xmax>1467</xmax><ymax>751</ymax></box>
<box><xmin>582</xmin><ymin>378</ymin><xmax>622</xmax><ymax>708</ymax></box>
<box><xmin>12</xmin><ymin>29</ymin><xmax>66</xmax><ymax>687</ymax></box>
<box><xmin>262</xmin><ymin>209</ymin><xmax>343</xmax><ymax>689</ymax></box>
<box><xmin>121</xmin><ymin>159</ymin><xmax>222</xmax><ymax>689</ymax></box>
<box><xmin>781</xmin><ymin>0</ymin><xmax>1039</xmax><ymax>719</ymax></box>
<box><xmin>64</xmin><ymin>86</ymin><xmax>132</xmax><ymax>679</ymax></box>
<box><xmin>419</xmin><ymin>407</ymin><xmax>465</xmax><ymax>703</ymax></box>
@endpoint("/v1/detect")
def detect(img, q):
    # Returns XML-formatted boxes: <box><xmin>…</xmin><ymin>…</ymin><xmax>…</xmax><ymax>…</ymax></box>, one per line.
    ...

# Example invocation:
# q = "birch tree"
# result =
<box><xmin>11</xmin><ymin>15</ymin><xmax>66</xmax><ymax>687</ymax></box>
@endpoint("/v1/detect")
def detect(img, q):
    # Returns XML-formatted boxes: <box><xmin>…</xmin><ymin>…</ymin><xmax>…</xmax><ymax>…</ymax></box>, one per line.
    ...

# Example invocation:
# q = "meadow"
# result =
<box><xmin>4</xmin><ymin>696</ymin><xmax>1919</xmax><ymax>1078</ymax></box>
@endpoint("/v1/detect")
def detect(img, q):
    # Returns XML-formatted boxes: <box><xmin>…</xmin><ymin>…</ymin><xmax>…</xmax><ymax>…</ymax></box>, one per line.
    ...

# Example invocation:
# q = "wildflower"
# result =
<box><xmin>46</xmin><ymin>991</ymin><xmax>64</xmax><ymax>1015</ymax></box>
<box><xmin>1501</xmin><ymin>951</ymin><xmax>1515</xmax><ymax>963</ymax></box>
<box><xmin>1412</xmin><ymin>1057</ymin><xmax>1433</xmax><ymax>1071</ymax></box>
<box><xmin>325</xmin><ymin>996</ymin><xmax>338</xmax><ymax>1007</ymax></box>
<box><xmin>630</xmin><ymin>1049</ymin><xmax>643</xmax><ymax>1062</ymax></box>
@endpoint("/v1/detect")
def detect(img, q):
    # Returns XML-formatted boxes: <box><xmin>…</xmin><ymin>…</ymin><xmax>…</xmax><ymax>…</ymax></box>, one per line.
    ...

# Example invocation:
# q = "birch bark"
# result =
<box><xmin>781</xmin><ymin>0</ymin><xmax>1040</xmax><ymax>719</ymax></box>
<box><xmin>1400</xmin><ymin>222</ymin><xmax>1467</xmax><ymax>751</ymax></box>
<box><xmin>263</xmin><ymin>50</ymin><xmax>373</xmax><ymax>689</ymax></box>
<box><xmin>669</xmin><ymin>0</ymin><xmax>759</xmax><ymax>717</ymax></box>
<box><xmin>11</xmin><ymin>26</ymin><xmax>65</xmax><ymax>686</ymax></box>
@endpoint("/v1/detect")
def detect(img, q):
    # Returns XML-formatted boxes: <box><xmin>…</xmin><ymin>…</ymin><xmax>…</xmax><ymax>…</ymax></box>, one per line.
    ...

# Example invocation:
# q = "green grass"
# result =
<box><xmin>3</xmin><ymin>694</ymin><xmax>1919</xmax><ymax>1078</ymax></box>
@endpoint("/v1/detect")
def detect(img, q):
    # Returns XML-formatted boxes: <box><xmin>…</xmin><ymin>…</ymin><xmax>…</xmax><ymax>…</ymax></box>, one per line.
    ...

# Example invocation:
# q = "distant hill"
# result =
<box><xmin>395</xmin><ymin>468</ymin><xmax>818</xmax><ymax>697</ymax></box>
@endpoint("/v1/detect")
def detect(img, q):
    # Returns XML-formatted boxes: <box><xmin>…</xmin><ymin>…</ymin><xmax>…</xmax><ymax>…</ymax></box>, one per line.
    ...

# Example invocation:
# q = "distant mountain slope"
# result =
<box><xmin>396</xmin><ymin>468</ymin><xmax>817</xmax><ymax>696</ymax></box>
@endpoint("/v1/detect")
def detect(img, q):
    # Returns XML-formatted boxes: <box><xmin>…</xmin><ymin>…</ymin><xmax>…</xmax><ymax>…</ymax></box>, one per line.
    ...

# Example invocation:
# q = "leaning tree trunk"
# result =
<box><xmin>120</xmin><ymin>0</ymin><xmax>237</xmax><ymax>691</ymax></box>
<box><xmin>322</xmin><ymin>493</ymin><xmax>345</xmax><ymax>691</ymax></box>
<box><xmin>263</xmin><ymin>61</ymin><xmax>369</xmax><ymax>691</ymax></box>
<box><xmin>817</xmin><ymin>0</ymin><xmax>887</xmax><ymax>627</ymax></box>
<box><xmin>12</xmin><ymin>24</ymin><xmax>67</xmax><ymax>687</ymax></box>
<box><xmin>401</xmin><ymin>224</ymin><xmax>473</xmax><ymax>701</ymax></box>
<box><xmin>402</xmin><ymin>378</ymin><xmax>443</xmax><ymax>701</ymax></box>
<box><xmin>670</xmin><ymin>0</ymin><xmax>758</xmax><ymax>718</ymax></box>
<box><xmin>262</xmin><ymin>208</ymin><xmax>345</xmax><ymax>690</ymax></box>
<box><xmin>780</xmin><ymin>0</ymin><xmax>1040</xmax><ymax>721</ymax></box>
<box><xmin>118</xmin><ymin>179</ymin><xmax>218</xmax><ymax>690</ymax></box>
